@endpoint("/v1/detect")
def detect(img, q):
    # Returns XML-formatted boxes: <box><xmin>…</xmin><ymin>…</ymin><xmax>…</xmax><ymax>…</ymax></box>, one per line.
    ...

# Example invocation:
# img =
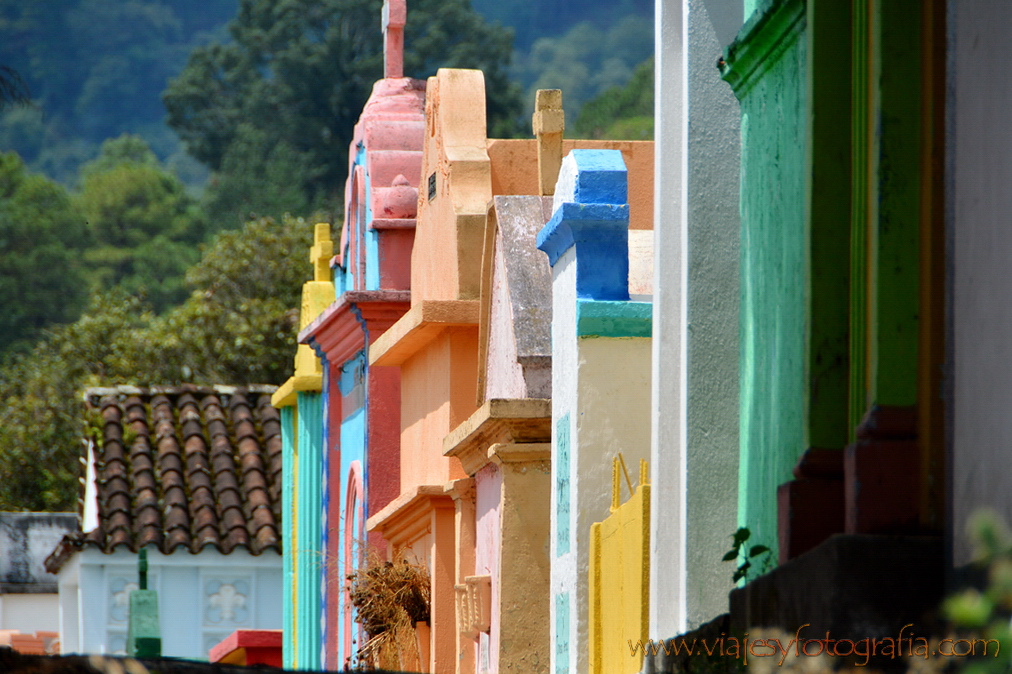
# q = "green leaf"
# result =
<box><xmin>722</xmin><ymin>550</ymin><xmax>738</xmax><ymax>562</ymax></box>
<box><xmin>732</xmin><ymin>527</ymin><xmax>751</xmax><ymax>545</ymax></box>
<box><xmin>749</xmin><ymin>545</ymin><xmax>770</xmax><ymax>557</ymax></box>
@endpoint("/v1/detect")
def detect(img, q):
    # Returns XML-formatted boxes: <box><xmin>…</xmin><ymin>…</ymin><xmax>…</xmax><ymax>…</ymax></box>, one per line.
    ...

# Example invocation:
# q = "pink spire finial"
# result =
<box><xmin>382</xmin><ymin>0</ymin><xmax>406</xmax><ymax>79</ymax></box>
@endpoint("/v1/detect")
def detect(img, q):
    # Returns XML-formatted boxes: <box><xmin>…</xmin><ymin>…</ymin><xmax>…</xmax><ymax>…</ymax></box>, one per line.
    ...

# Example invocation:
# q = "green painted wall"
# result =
<box><xmin>281</xmin><ymin>406</ymin><xmax>296</xmax><ymax>669</ymax></box>
<box><xmin>723</xmin><ymin>0</ymin><xmax>808</xmax><ymax>559</ymax></box>
<box><xmin>296</xmin><ymin>392</ymin><xmax>324</xmax><ymax>670</ymax></box>
<box><xmin>805</xmin><ymin>0</ymin><xmax>852</xmax><ymax>450</ymax></box>
<box><xmin>869</xmin><ymin>0</ymin><xmax>921</xmax><ymax>408</ymax></box>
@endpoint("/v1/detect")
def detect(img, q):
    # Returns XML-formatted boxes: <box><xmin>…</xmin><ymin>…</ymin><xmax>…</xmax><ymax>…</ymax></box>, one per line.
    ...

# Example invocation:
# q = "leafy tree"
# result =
<box><xmin>163</xmin><ymin>0</ymin><xmax>523</xmax><ymax>226</ymax></box>
<box><xmin>0</xmin><ymin>151</ymin><xmax>90</xmax><ymax>354</ymax></box>
<box><xmin>0</xmin><ymin>0</ymin><xmax>236</xmax><ymax>184</ymax></box>
<box><xmin>75</xmin><ymin>135</ymin><xmax>208</xmax><ymax>312</ymax></box>
<box><xmin>572</xmin><ymin>57</ymin><xmax>653</xmax><ymax>140</ymax></box>
<box><xmin>0</xmin><ymin>214</ymin><xmax>315</xmax><ymax>511</ymax></box>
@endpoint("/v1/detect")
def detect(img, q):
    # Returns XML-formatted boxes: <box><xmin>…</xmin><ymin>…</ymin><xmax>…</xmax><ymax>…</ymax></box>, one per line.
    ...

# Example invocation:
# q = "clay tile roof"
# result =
<box><xmin>45</xmin><ymin>385</ymin><xmax>281</xmax><ymax>574</ymax></box>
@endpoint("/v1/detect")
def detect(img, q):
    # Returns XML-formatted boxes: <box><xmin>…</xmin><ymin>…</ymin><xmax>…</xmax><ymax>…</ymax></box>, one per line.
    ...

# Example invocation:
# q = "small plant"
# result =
<box><xmin>723</xmin><ymin>527</ymin><xmax>772</xmax><ymax>584</ymax></box>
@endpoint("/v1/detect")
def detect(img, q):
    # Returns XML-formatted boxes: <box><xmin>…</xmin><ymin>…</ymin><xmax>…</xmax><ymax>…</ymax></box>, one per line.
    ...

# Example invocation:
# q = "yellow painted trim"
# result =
<box><xmin>589</xmin><ymin>475</ymin><xmax>650</xmax><ymax>674</ymax></box>
<box><xmin>368</xmin><ymin>300</ymin><xmax>480</xmax><ymax>367</ymax></box>
<box><xmin>270</xmin><ymin>374</ymin><xmax>324</xmax><ymax>408</ymax></box>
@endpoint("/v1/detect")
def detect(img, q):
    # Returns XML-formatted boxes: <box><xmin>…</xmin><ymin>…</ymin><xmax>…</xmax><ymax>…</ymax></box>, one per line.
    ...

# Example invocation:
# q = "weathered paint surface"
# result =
<box><xmin>722</xmin><ymin>0</ymin><xmax>807</xmax><ymax>559</ymax></box>
<box><xmin>280</xmin><ymin>406</ymin><xmax>296</xmax><ymax>669</ymax></box>
<box><xmin>482</xmin><ymin>197</ymin><xmax>554</xmax><ymax>402</ymax></box>
<box><xmin>474</xmin><ymin>464</ymin><xmax>503</xmax><ymax>674</ymax></box>
<box><xmin>497</xmin><ymin>458</ymin><xmax>551</xmax><ymax>674</ymax></box>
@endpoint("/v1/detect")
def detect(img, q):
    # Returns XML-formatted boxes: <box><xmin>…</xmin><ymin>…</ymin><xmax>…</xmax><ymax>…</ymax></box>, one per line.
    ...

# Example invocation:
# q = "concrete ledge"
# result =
<box><xmin>366</xmin><ymin>484</ymin><xmax>454</xmax><ymax>545</ymax></box>
<box><xmin>576</xmin><ymin>299</ymin><xmax>652</xmax><ymax>338</ymax></box>
<box><xmin>443</xmin><ymin>398</ymin><xmax>552</xmax><ymax>475</ymax></box>
<box><xmin>368</xmin><ymin>300</ymin><xmax>480</xmax><ymax>366</ymax></box>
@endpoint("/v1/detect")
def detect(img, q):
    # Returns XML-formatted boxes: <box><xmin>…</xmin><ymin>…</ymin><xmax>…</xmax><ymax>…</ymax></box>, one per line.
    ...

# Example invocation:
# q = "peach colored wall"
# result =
<box><xmin>410</xmin><ymin>70</ymin><xmax>492</xmax><ymax>304</ymax></box>
<box><xmin>398</xmin><ymin>328</ymin><xmax>478</xmax><ymax>490</ymax></box>
<box><xmin>486</xmin><ymin>139</ymin><xmax>654</xmax><ymax>230</ymax></box>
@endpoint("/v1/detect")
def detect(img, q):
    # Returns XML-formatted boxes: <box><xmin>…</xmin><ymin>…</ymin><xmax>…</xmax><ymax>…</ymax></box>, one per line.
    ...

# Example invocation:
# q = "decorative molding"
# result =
<box><xmin>443</xmin><ymin>398</ymin><xmax>552</xmax><ymax>475</ymax></box>
<box><xmin>455</xmin><ymin>575</ymin><xmax>492</xmax><ymax>637</ymax></box>
<box><xmin>368</xmin><ymin>300</ymin><xmax>480</xmax><ymax>367</ymax></box>
<box><xmin>718</xmin><ymin>0</ymin><xmax>806</xmax><ymax>98</ymax></box>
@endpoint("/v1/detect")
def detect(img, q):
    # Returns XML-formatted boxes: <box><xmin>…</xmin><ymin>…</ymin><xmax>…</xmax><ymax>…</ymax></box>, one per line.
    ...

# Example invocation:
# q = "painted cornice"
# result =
<box><xmin>368</xmin><ymin>299</ymin><xmax>480</xmax><ymax>367</ymax></box>
<box><xmin>719</xmin><ymin>0</ymin><xmax>806</xmax><ymax>99</ymax></box>
<box><xmin>443</xmin><ymin>398</ymin><xmax>552</xmax><ymax>475</ymax></box>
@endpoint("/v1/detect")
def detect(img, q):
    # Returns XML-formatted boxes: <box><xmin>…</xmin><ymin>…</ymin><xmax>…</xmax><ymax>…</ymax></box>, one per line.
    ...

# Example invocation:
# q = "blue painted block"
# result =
<box><xmin>536</xmin><ymin>203</ymin><xmax>631</xmax><ymax>301</ymax></box>
<box><xmin>537</xmin><ymin>149</ymin><xmax>632</xmax><ymax>301</ymax></box>
<box><xmin>554</xmin><ymin>149</ymin><xmax>628</xmax><ymax>206</ymax></box>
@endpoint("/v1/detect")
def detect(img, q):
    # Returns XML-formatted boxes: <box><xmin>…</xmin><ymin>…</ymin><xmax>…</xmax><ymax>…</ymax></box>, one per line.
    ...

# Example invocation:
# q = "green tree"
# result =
<box><xmin>0</xmin><ymin>215</ymin><xmax>314</xmax><ymax>511</ymax></box>
<box><xmin>0</xmin><ymin>151</ymin><xmax>90</xmax><ymax>354</ymax></box>
<box><xmin>0</xmin><ymin>0</ymin><xmax>236</xmax><ymax>185</ymax></box>
<box><xmin>572</xmin><ymin>57</ymin><xmax>653</xmax><ymax>140</ymax></box>
<box><xmin>75</xmin><ymin>135</ymin><xmax>207</xmax><ymax>312</ymax></box>
<box><xmin>163</xmin><ymin>0</ymin><xmax>523</xmax><ymax>226</ymax></box>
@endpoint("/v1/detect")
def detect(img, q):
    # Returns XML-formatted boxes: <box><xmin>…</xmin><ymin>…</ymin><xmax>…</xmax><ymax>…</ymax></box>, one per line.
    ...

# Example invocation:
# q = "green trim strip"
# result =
<box><xmin>719</xmin><ymin>0</ymin><xmax>805</xmax><ymax>98</ymax></box>
<box><xmin>576</xmin><ymin>300</ymin><xmax>652</xmax><ymax>338</ymax></box>
<box><xmin>280</xmin><ymin>406</ymin><xmax>296</xmax><ymax>669</ymax></box>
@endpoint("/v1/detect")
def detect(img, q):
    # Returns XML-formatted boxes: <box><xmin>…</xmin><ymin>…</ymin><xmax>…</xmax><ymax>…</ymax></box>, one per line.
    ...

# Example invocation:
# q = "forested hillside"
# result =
<box><xmin>0</xmin><ymin>0</ymin><xmax>653</xmax><ymax>510</ymax></box>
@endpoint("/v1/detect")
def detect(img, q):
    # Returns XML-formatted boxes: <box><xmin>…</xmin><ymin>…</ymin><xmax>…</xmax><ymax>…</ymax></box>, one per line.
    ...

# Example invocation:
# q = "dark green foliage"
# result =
<box><xmin>0</xmin><ymin>0</ymin><xmax>236</xmax><ymax>184</ymax></box>
<box><xmin>75</xmin><ymin>135</ymin><xmax>208</xmax><ymax>312</ymax></box>
<box><xmin>514</xmin><ymin>17</ymin><xmax>653</xmax><ymax>126</ymax></box>
<box><xmin>0</xmin><ymin>215</ymin><xmax>314</xmax><ymax>511</ymax></box>
<box><xmin>163</xmin><ymin>0</ymin><xmax>523</xmax><ymax>226</ymax></box>
<box><xmin>0</xmin><ymin>152</ymin><xmax>90</xmax><ymax>354</ymax></box>
<box><xmin>722</xmin><ymin>527</ymin><xmax>773</xmax><ymax>584</ymax></box>
<box><xmin>472</xmin><ymin>0</ymin><xmax>651</xmax><ymax>51</ymax></box>
<box><xmin>573</xmin><ymin>57</ymin><xmax>653</xmax><ymax>140</ymax></box>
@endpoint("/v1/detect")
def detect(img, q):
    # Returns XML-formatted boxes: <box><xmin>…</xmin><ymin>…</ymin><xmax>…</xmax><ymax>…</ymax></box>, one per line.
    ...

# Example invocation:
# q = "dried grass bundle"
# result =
<box><xmin>346</xmin><ymin>548</ymin><xmax>430</xmax><ymax>670</ymax></box>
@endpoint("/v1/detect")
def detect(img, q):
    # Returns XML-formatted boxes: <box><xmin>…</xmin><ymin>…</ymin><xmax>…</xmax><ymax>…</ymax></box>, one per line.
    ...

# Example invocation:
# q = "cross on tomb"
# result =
<box><xmin>382</xmin><ymin>0</ymin><xmax>406</xmax><ymax>79</ymax></box>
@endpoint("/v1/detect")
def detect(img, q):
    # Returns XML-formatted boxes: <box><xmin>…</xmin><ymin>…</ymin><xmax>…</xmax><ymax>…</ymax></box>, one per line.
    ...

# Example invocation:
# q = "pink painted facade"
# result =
<box><xmin>298</xmin><ymin>14</ymin><xmax>425</xmax><ymax>664</ymax></box>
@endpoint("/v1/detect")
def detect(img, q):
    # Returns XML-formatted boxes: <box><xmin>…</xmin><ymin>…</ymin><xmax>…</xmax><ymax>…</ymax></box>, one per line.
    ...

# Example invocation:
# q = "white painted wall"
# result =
<box><xmin>651</xmin><ymin>0</ymin><xmax>742</xmax><ymax>639</ymax></box>
<box><xmin>949</xmin><ymin>0</ymin><xmax>1012</xmax><ymax>566</ymax></box>
<box><xmin>0</xmin><ymin>594</ymin><xmax>60</xmax><ymax>633</ymax></box>
<box><xmin>550</xmin><ymin>246</ymin><xmax>653</xmax><ymax>674</ymax></box>
<box><xmin>57</xmin><ymin>548</ymin><xmax>282</xmax><ymax>658</ymax></box>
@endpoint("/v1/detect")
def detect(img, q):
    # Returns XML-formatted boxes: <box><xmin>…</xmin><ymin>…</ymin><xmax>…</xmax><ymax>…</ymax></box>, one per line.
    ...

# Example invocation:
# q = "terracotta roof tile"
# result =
<box><xmin>44</xmin><ymin>385</ymin><xmax>281</xmax><ymax>573</ymax></box>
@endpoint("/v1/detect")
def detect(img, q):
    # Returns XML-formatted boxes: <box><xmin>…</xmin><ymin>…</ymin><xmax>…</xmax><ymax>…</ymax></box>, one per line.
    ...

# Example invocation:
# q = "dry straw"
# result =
<box><xmin>346</xmin><ymin>547</ymin><xmax>431</xmax><ymax>670</ymax></box>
